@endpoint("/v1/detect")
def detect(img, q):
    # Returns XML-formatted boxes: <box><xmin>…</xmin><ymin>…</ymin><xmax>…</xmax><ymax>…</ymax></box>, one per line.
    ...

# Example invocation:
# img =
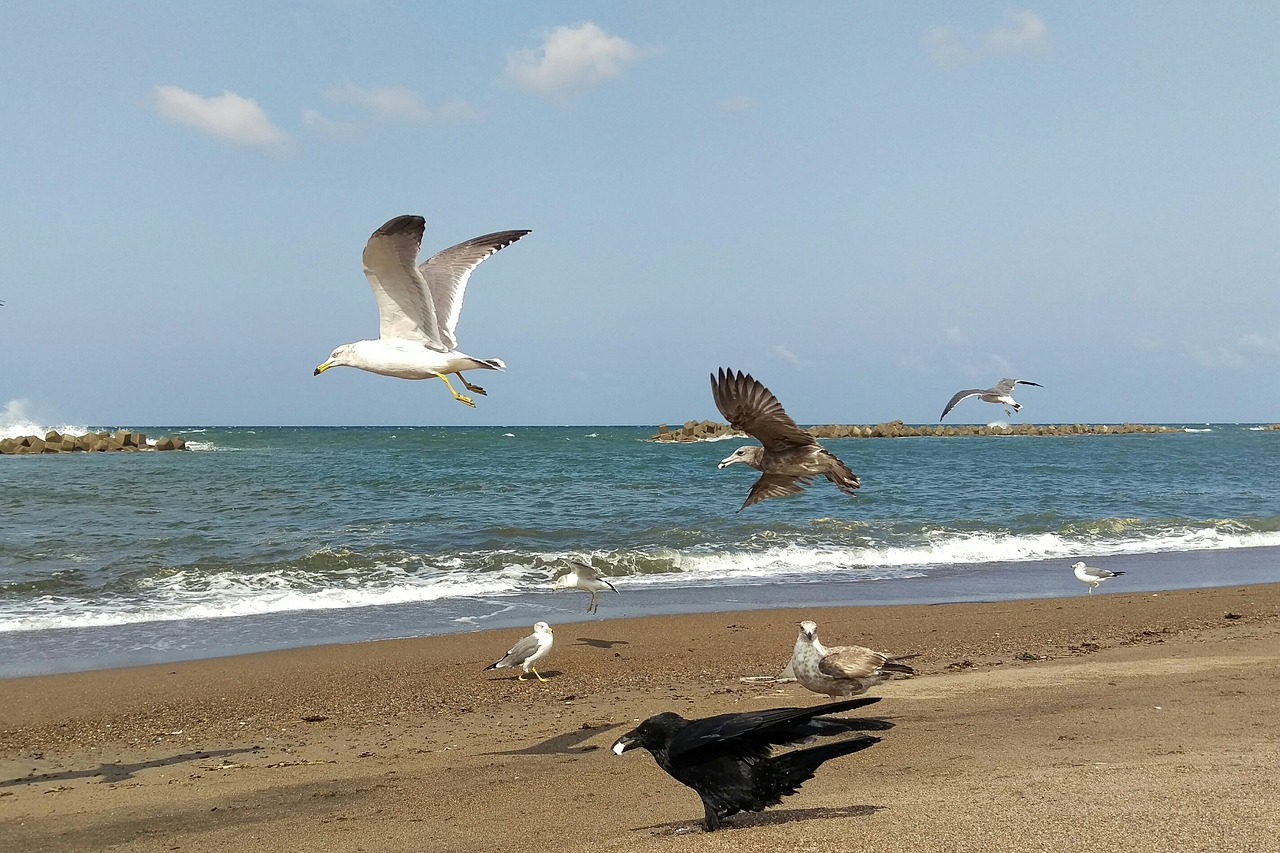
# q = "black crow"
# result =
<box><xmin>611</xmin><ymin>696</ymin><xmax>891</xmax><ymax>831</ymax></box>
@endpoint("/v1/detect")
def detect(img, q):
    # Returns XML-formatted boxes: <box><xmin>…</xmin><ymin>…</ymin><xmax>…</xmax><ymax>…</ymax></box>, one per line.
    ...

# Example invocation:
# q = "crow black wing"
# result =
<box><xmin>666</xmin><ymin>697</ymin><xmax>882</xmax><ymax>760</ymax></box>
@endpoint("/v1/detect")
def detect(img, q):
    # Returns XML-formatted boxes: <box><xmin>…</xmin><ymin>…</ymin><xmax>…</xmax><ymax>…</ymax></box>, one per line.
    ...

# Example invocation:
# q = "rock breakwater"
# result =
<box><xmin>0</xmin><ymin>430</ymin><xmax>188</xmax><ymax>455</ymax></box>
<box><xmin>651</xmin><ymin>419</ymin><xmax>1182</xmax><ymax>442</ymax></box>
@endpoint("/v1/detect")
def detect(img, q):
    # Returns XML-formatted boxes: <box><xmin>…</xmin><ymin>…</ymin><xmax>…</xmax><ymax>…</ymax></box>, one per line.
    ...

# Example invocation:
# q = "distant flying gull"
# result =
<box><xmin>612</xmin><ymin>696</ymin><xmax>892</xmax><ymax>832</ymax></box>
<box><xmin>484</xmin><ymin>621</ymin><xmax>554</xmax><ymax>681</ymax></box>
<box><xmin>313</xmin><ymin>215</ymin><xmax>530</xmax><ymax>408</ymax></box>
<box><xmin>1073</xmin><ymin>561</ymin><xmax>1126</xmax><ymax>594</ymax></box>
<box><xmin>552</xmin><ymin>559</ymin><xmax>618</xmax><ymax>614</ymax></box>
<box><xmin>792</xmin><ymin>620</ymin><xmax>916</xmax><ymax>698</ymax></box>
<box><xmin>711</xmin><ymin>368</ymin><xmax>860</xmax><ymax>511</ymax></box>
<box><xmin>940</xmin><ymin>377</ymin><xmax>1042</xmax><ymax>420</ymax></box>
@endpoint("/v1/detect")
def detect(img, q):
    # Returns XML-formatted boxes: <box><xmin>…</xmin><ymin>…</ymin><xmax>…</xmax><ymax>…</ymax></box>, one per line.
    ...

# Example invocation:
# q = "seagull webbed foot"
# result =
<box><xmin>456</xmin><ymin>373</ymin><xmax>488</xmax><ymax>396</ymax></box>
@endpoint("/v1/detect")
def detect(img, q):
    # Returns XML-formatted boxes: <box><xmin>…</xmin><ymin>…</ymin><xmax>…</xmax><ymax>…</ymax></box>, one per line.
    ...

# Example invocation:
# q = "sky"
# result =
<box><xmin>1</xmin><ymin>2</ymin><xmax>1277</xmax><ymax>427</ymax></box>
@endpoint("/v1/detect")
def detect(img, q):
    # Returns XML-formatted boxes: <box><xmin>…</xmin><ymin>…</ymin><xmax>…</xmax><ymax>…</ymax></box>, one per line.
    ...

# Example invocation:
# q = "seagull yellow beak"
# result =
<box><xmin>313</xmin><ymin>361</ymin><xmax>333</xmax><ymax>376</ymax></box>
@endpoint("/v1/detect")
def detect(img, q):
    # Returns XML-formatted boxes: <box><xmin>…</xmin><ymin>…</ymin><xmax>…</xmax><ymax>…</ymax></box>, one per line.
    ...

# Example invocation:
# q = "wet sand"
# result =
<box><xmin>3</xmin><ymin>584</ymin><xmax>1278</xmax><ymax>852</ymax></box>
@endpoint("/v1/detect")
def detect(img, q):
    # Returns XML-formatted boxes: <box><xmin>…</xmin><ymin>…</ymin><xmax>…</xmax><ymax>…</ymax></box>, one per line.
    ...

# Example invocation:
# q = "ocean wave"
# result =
<box><xmin>4</xmin><ymin>520</ymin><xmax>1280</xmax><ymax>632</ymax></box>
<box><xmin>0</xmin><ymin>399</ymin><xmax>87</xmax><ymax>441</ymax></box>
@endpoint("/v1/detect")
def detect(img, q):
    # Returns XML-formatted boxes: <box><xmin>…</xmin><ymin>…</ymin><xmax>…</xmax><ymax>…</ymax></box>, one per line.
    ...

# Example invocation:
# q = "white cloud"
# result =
<box><xmin>957</xmin><ymin>354</ymin><xmax>1015</xmax><ymax>379</ymax></box>
<box><xmin>326</xmin><ymin>82</ymin><xmax>431</xmax><ymax>123</ymax></box>
<box><xmin>437</xmin><ymin>100</ymin><xmax>486</xmax><ymax>125</ymax></box>
<box><xmin>506</xmin><ymin>22</ymin><xmax>643</xmax><ymax>98</ymax></box>
<box><xmin>301</xmin><ymin>108</ymin><xmax>360</xmax><ymax>139</ymax></box>
<box><xmin>772</xmin><ymin>344</ymin><xmax>808</xmax><ymax>367</ymax></box>
<box><xmin>1189</xmin><ymin>330</ymin><xmax>1280</xmax><ymax>368</ymax></box>
<box><xmin>718</xmin><ymin>95</ymin><xmax>757</xmax><ymax>114</ymax></box>
<box><xmin>925</xmin><ymin>11</ymin><xmax>1050</xmax><ymax>68</ymax></box>
<box><xmin>943</xmin><ymin>326</ymin><xmax>965</xmax><ymax>345</ymax></box>
<box><xmin>152</xmin><ymin>85</ymin><xmax>289</xmax><ymax>150</ymax></box>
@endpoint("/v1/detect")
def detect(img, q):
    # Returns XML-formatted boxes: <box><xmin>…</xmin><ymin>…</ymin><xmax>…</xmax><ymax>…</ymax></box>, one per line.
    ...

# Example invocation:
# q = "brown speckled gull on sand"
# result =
<box><xmin>710</xmin><ymin>368</ymin><xmax>860</xmax><ymax>511</ymax></box>
<box><xmin>791</xmin><ymin>619</ymin><xmax>915</xmax><ymax>698</ymax></box>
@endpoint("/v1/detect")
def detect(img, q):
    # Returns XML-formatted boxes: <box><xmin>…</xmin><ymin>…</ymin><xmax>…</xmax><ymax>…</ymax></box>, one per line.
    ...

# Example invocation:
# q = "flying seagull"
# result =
<box><xmin>792</xmin><ymin>620</ymin><xmax>916</xmax><ymax>698</ymax></box>
<box><xmin>612</xmin><ymin>696</ymin><xmax>892</xmax><ymax>832</ymax></box>
<box><xmin>1072</xmin><ymin>561</ymin><xmax>1126</xmax><ymax>594</ymax></box>
<box><xmin>711</xmin><ymin>368</ymin><xmax>860</xmax><ymax>511</ymax></box>
<box><xmin>314</xmin><ymin>215</ymin><xmax>530</xmax><ymax>408</ymax></box>
<box><xmin>552</xmin><ymin>559</ymin><xmax>618</xmax><ymax>614</ymax></box>
<box><xmin>483</xmin><ymin>621</ymin><xmax>554</xmax><ymax>682</ymax></box>
<box><xmin>940</xmin><ymin>377</ymin><xmax>1042</xmax><ymax>421</ymax></box>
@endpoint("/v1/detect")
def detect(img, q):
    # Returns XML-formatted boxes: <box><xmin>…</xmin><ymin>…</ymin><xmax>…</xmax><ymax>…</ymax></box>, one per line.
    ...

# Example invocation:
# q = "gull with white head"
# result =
<box><xmin>552</xmin><ymin>559</ymin><xmax>619</xmax><ymax>614</ymax></box>
<box><xmin>483</xmin><ymin>621</ymin><xmax>554</xmax><ymax>682</ymax></box>
<box><xmin>314</xmin><ymin>215</ymin><xmax>530</xmax><ymax>408</ymax></box>
<box><xmin>791</xmin><ymin>620</ymin><xmax>915</xmax><ymax>698</ymax></box>
<box><xmin>940</xmin><ymin>377</ymin><xmax>1042</xmax><ymax>420</ymax></box>
<box><xmin>711</xmin><ymin>368</ymin><xmax>860</xmax><ymax>511</ymax></box>
<box><xmin>1072</xmin><ymin>561</ymin><xmax>1126</xmax><ymax>594</ymax></box>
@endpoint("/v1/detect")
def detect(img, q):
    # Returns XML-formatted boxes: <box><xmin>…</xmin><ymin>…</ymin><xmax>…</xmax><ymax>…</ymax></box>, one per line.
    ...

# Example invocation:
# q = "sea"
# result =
<box><xmin>2</xmin><ymin>420</ymin><xmax>1279</xmax><ymax>677</ymax></box>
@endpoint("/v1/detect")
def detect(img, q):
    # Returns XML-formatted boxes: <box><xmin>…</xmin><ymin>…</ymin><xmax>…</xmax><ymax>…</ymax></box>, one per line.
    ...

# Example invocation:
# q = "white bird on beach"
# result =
<box><xmin>483</xmin><ymin>622</ymin><xmax>555</xmax><ymax>682</ymax></box>
<box><xmin>313</xmin><ymin>215</ymin><xmax>530</xmax><ymax>408</ymax></box>
<box><xmin>1072</xmin><ymin>561</ymin><xmax>1126</xmax><ymax>594</ymax></box>
<box><xmin>940</xmin><ymin>378</ymin><xmax>1043</xmax><ymax>420</ymax></box>
<box><xmin>791</xmin><ymin>620</ymin><xmax>915</xmax><ymax>698</ymax></box>
<box><xmin>552</xmin><ymin>559</ymin><xmax>619</xmax><ymax>614</ymax></box>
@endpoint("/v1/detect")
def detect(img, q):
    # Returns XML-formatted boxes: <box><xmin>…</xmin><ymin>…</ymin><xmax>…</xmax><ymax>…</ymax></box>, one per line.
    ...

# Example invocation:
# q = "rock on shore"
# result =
<box><xmin>0</xmin><ymin>430</ymin><xmax>188</xmax><ymax>455</ymax></box>
<box><xmin>651</xmin><ymin>419</ymin><xmax>1185</xmax><ymax>442</ymax></box>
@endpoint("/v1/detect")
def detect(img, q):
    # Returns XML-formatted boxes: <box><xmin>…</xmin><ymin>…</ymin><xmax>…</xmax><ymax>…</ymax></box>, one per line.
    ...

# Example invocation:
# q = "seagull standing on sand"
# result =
<box><xmin>711</xmin><ymin>368</ymin><xmax>860</xmax><ymax>511</ymax></box>
<box><xmin>552</xmin><ymin>559</ymin><xmax>618</xmax><ymax>614</ymax></box>
<box><xmin>484</xmin><ymin>621</ymin><xmax>554</xmax><ymax>681</ymax></box>
<box><xmin>313</xmin><ymin>215</ymin><xmax>530</xmax><ymax>408</ymax></box>
<box><xmin>792</xmin><ymin>620</ymin><xmax>916</xmax><ymax>698</ymax></box>
<box><xmin>1072</xmin><ymin>561</ymin><xmax>1126</xmax><ymax>594</ymax></box>
<box><xmin>612</xmin><ymin>696</ymin><xmax>892</xmax><ymax>832</ymax></box>
<box><xmin>940</xmin><ymin>377</ymin><xmax>1043</xmax><ymax>420</ymax></box>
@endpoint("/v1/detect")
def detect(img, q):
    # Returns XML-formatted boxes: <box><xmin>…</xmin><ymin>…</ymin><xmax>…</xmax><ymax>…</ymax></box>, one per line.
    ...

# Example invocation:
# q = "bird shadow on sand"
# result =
<box><xmin>638</xmin><ymin>804</ymin><xmax>884</xmax><ymax>835</ymax></box>
<box><xmin>0</xmin><ymin>748</ymin><xmax>254</xmax><ymax>788</ymax></box>
<box><xmin>480</xmin><ymin>722</ymin><xmax>626</xmax><ymax>756</ymax></box>
<box><xmin>573</xmin><ymin>637</ymin><xmax>630</xmax><ymax>649</ymax></box>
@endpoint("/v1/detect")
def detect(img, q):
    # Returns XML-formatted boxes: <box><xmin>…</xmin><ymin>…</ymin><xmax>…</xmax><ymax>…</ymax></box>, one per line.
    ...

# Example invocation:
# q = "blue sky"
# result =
<box><xmin>1</xmin><ymin>3</ymin><xmax>1276</xmax><ymax>427</ymax></box>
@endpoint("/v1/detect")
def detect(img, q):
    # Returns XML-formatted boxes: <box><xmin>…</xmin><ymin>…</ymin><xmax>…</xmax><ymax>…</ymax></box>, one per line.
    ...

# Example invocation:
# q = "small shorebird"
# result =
<box><xmin>314</xmin><ymin>215</ymin><xmax>530</xmax><ymax>408</ymax></box>
<box><xmin>1072</xmin><ymin>561</ymin><xmax>1126</xmax><ymax>594</ymax></box>
<box><xmin>483</xmin><ymin>621</ymin><xmax>554</xmax><ymax>681</ymax></box>
<box><xmin>711</xmin><ymin>368</ymin><xmax>860</xmax><ymax>511</ymax></box>
<box><xmin>791</xmin><ymin>620</ymin><xmax>915</xmax><ymax>698</ymax></box>
<box><xmin>552</xmin><ymin>559</ymin><xmax>619</xmax><ymax>614</ymax></box>
<box><xmin>940</xmin><ymin>377</ymin><xmax>1042</xmax><ymax>420</ymax></box>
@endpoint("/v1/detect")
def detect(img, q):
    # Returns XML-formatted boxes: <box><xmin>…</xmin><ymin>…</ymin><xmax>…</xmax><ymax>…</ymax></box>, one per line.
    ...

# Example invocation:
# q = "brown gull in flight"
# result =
<box><xmin>314</xmin><ymin>215</ymin><xmax>530</xmax><ymax>408</ymax></box>
<box><xmin>710</xmin><ymin>368</ymin><xmax>860</xmax><ymax>511</ymax></box>
<box><xmin>939</xmin><ymin>377</ymin><xmax>1042</xmax><ymax>421</ymax></box>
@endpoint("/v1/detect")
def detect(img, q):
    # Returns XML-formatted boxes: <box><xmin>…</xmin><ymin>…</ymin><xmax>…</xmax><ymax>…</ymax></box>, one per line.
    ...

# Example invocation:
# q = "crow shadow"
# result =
<box><xmin>481</xmin><ymin>722</ymin><xmax>626</xmax><ymax>756</ymax></box>
<box><xmin>639</xmin><ymin>803</ymin><xmax>884</xmax><ymax>834</ymax></box>
<box><xmin>1</xmin><ymin>747</ymin><xmax>254</xmax><ymax>788</ymax></box>
<box><xmin>573</xmin><ymin>637</ymin><xmax>630</xmax><ymax>649</ymax></box>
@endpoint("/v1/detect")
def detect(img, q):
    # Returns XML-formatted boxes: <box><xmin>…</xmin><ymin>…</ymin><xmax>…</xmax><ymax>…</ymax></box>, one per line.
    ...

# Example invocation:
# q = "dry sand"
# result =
<box><xmin>2</xmin><ymin>584</ymin><xmax>1279</xmax><ymax>852</ymax></box>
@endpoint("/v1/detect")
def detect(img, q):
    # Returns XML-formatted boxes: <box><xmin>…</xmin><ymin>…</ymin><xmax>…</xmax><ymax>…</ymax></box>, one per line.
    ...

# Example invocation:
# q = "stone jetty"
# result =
<box><xmin>651</xmin><ymin>419</ymin><xmax>1185</xmax><ymax>443</ymax></box>
<box><xmin>0</xmin><ymin>430</ymin><xmax>189</xmax><ymax>455</ymax></box>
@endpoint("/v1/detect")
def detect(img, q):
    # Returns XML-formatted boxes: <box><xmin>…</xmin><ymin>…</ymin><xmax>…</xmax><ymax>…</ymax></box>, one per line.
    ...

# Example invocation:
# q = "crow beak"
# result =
<box><xmin>612</xmin><ymin>735</ymin><xmax>638</xmax><ymax>755</ymax></box>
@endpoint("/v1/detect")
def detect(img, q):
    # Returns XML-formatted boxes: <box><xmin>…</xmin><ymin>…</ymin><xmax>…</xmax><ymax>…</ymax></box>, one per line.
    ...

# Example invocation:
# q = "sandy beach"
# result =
<box><xmin>3</xmin><ymin>583</ymin><xmax>1278</xmax><ymax>852</ymax></box>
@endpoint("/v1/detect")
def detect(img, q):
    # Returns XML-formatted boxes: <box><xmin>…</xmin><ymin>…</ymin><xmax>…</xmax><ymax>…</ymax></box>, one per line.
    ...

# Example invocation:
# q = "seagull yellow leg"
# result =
<box><xmin>531</xmin><ymin>667</ymin><xmax>549</xmax><ymax>683</ymax></box>
<box><xmin>437</xmin><ymin>374</ymin><xmax>476</xmax><ymax>408</ymax></box>
<box><xmin>454</xmin><ymin>372</ymin><xmax>487</xmax><ymax>396</ymax></box>
<box><xmin>517</xmin><ymin>671</ymin><xmax>527</xmax><ymax>681</ymax></box>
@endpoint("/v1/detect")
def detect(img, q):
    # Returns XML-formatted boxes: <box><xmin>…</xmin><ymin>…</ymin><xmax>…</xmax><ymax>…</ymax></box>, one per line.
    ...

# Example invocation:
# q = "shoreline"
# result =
<box><xmin>4</xmin><ymin>544</ymin><xmax>1279</xmax><ymax>679</ymax></box>
<box><xmin>2</xmin><ymin>584</ymin><xmax>1278</xmax><ymax>851</ymax></box>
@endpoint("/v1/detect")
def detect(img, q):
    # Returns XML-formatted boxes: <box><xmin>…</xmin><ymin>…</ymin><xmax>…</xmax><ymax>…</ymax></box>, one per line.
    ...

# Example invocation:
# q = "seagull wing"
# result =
<box><xmin>496</xmin><ymin>632</ymin><xmax>542</xmax><ymax>667</ymax></box>
<box><xmin>1080</xmin><ymin>565</ymin><xmax>1117</xmax><ymax>579</ymax></box>
<box><xmin>418</xmin><ymin>230</ymin><xmax>530</xmax><ymax>351</ymax></box>
<box><xmin>1013</xmin><ymin>379</ymin><xmax>1043</xmax><ymax>388</ymax></box>
<box><xmin>741</xmin><ymin>474</ymin><xmax>812</xmax><ymax>511</ymax></box>
<box><xmin>564</xmin><ymin>558</ymin><xmax>602</xmax><ymax>582</ymax></box>
<box><xmin>362</xmin><ymin>215</ymin><xmax>444</xmax><ymax>348</ymax></box>
<box><xmin>940</xmin><ymin>389</ymin><xmax>983</xmax><ymax>421</ymax></box>
<box><xmin>817</xmin><ymin>645</ymin><xmax>889</xmax><ymax>680</ymax></box>
<box><xmin>711</xmin><ymin>368</ymin><xmax>817</xmax><ymax>450</ymax></box>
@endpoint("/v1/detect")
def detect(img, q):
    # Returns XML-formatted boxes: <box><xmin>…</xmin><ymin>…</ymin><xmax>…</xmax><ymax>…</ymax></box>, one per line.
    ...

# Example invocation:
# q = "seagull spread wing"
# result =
<box><xmin>564</xmin><ymin>558</ymin><xmax>603</xmax><ymax>582</ymax></box>
<box><xmin>742</xmin><ymin>474</ymin><xmax>812</xmax><ymax>511</ymax></box>
<box><xmin>940</xmin><ymin>389</ymin><xmax>983</xmax><ymax>420</ymax></box>
<box><xmin>419</xmin><ymin>230</ymin><xmax>530</xmax><ymax>351</ymax></box>
<box><xmin>362</xmin><ymin>215</ymin><xmax>444</xmax><ymax>348</ymax></box>
<box><xmin>1013</xmin><ymin>379</ymin><xmax>1043</xmax><ymax>388</ymax></box>
<box><xmin>711</xmin><ymin>368</ymin><xmax>817</xmax><ymax>450</ymax></box>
